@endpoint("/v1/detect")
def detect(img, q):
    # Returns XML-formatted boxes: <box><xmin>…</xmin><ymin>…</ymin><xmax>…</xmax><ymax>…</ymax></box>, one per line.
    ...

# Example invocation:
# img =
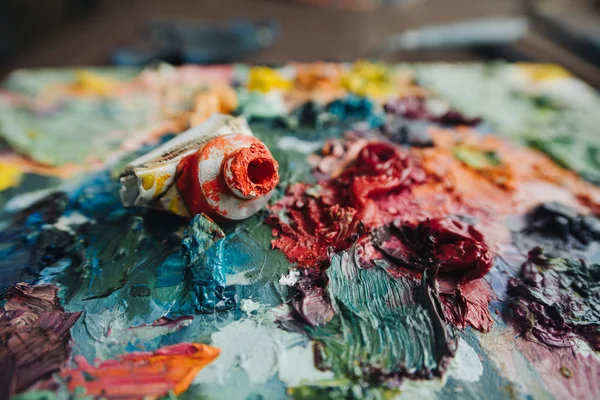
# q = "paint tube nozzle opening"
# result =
<box><xmin>223</xmin><ymin>143</ymin><xmax>279</xmax><ymax>199</ymax></box>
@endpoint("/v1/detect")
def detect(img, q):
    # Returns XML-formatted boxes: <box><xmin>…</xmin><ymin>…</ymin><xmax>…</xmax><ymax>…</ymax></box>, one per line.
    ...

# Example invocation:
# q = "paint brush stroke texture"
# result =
<box><xmin>57</xmin><ymin>343</ymin><xmax>219</xmax><ymax>399</ymax></box>
<box><xmin>309</xmin><ymin>248</ymin><xmax>457</xmax><ymax>382</ymax></box>
<box><xmin>0</xmin><ymin>283</ymin><xmax>81</xmax><ymax>397</ymax></box>
<box><xmin>268</xmin><ymin>140</ymin><xmax>497</xmax><ymax>332</ymax></box>
<box><xmin>2</xmin><ymin>63</ymin><xmax>600</xmax><ymax>399</ymax></box>
<box><xmin>507</xmin><ymin>248</ymin><xmax>600</xmax><ymax>350</ymax></box>
<box><xmin>181</xmin><ymin>213</ymin><xmax>233</xmax><ymax>312</ymax></box>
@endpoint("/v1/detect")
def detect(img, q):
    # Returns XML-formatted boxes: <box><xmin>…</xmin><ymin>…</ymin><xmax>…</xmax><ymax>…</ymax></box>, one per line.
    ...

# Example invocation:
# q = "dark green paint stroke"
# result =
<box><xmin>310</xmin><ymin>249</ymin><xmax>457</xmax><ymax>385</ymax></box>
<box><xmin>82</xmin><ymin>216</ymin><xmax>145</xmax><ymax>299</ymax></box>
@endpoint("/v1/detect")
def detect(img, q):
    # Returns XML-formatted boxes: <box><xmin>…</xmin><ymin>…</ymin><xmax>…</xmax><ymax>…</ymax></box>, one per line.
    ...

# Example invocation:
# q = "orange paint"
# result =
<box><xmin>200</xmin><ymin>134</ymin><xmax>256</xmax><ymax>161</ymax></box>
<box><xmin>224</xmin><ymin>143</ymin><xmax>279</xmax><ymax>198</ymax></box>
<box><xmin>60</xmin><ymin>343</ymin><xmax>219</xmax><ymax>399</ymax></box>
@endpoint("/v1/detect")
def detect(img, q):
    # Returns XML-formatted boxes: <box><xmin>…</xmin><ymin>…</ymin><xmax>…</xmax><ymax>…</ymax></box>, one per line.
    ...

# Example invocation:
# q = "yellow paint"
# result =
<box><xmin>73</xmin><ymin>70</ymin><xmax>116</xmax><ymax>96</ymax></box>
<box><xmin>168</xmin><ymin>194</ymin><xmax>189</xmax><ymax>216</ymax></box>
<box><xmin>0</xmin><ymin>162</ymin><xmax>23</xmax><ymax>191</ymax></box>
<box><xmin>517</xmin><ymin>63</ymin><xmax>571</xmax><ymax>82</ymax></box>
<box><xmin>247</xmin><ymin>66</ymin><xmax>292</xmax><ymax>93</ymax></box>
<box><xmin>342</xmin><ymin>60</ymin><xmax>394</xmax><ymax>97</ymax></box>
<box><xmin>154</xmin><ymin>173</ymin><xmax>171</xmax><ymax>194</ymax></box>
<box><xmin>26</xmin><ymin>130</ymin><xmax>39</xmax><ymax>140</ymax></box>
<box><xmin>140</xmin><ymin>172</ymin><xmax>170</xmax><ymax>196</ymax></box>
<box><xmin>140</xmin><ymin>173</ymin><xmax>155</xmax><ymax>191</ymax></box>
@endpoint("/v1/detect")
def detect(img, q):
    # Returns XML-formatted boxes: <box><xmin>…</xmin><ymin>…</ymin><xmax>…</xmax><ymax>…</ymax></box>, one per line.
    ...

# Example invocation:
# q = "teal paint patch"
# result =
<box><xmin>182</xmin><ymin>214</ymin><xmax>230</xmax><ymax>312</ymax></box>
<box><xmin>309</xmin><ymin>248</ymin><xmax>457</xmax><ymax>385</ymax></box>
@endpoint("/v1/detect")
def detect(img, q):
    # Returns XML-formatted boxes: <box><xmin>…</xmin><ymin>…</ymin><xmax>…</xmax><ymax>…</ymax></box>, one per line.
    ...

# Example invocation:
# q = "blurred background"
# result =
<box><xmin>0</xmin><ymin>0</ymin><xmax>599</xmax><ymax>86</ymax></box>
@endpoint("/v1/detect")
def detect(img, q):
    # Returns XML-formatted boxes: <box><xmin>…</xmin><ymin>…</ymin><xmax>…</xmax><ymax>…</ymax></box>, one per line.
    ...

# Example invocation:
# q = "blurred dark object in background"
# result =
<box><xmin>526</xmin><ymin>0</ymin><xmax>600</xmax><ymax>67</ymax></box>
<box><xmin>0</xmin><ymin>0</ymin><xmax>97</xmax><ymax>64</ymax></box>
<box><xmin>265</xmin><ymin>0</ymin><xmax>419</xmax><ymax>11</ymax></box>
<box><xmin>112</xmin><ymin>20</ymin><xmax>280</xmax><ymax>66</ymax></box>
<box><xmin>371</xmin><ymin>17</ymin><xmax>529</xmax><ymax>57</ymax></box>
<box><xmin>0</xmin><ymin>0</ymin><xmax>599</xmax><ymax>88</ymax></box>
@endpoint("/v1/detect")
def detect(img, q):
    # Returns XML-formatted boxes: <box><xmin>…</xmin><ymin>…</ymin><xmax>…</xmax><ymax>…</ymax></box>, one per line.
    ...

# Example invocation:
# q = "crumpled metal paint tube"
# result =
<box><xmin>120</xmin><ymin>114</ymin><xmax>279</xmax><ymax>220</ymax></box>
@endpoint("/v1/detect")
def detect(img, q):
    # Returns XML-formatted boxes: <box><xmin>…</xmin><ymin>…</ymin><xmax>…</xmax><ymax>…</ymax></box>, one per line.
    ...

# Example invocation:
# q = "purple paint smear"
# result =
<box><xmin>0</xmin><ymin>283</ymin><xmax>82</xmax><ymax>397</ymax></box>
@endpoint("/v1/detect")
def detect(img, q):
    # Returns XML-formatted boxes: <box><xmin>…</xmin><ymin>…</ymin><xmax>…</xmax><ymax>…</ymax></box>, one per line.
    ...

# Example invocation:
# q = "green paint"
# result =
<box><xmin>453</xmin><ymin>146</ymin><xmax>502</xmax><ymax>170</ymax></box>
<box><xmin>11</xmin><ymin>391</ymin><xmax>59</xmax><ymax>400</ymax></box>
<box><xmin>83</xmin><ymin>216</ymin><xmax>146</xmax><ymax>300</ymax></box>
<box><xmin>417</xmin><ymin>62</ymin><xmax>600</xmax><ymax>183</ymax></box>
<box><xmin>0</xmin><ymin>68</ymin><xmax>162</xmax><ymax>166</ymax></box>
<box><xmin>291</xmin><ymin>384</ymin><xmax>400</xmax><ymax>400</ymax></box>
<box><xmin>309</xmin><ymin>249</ymin><xmax>457</xmax><ymax>384</ymax></box>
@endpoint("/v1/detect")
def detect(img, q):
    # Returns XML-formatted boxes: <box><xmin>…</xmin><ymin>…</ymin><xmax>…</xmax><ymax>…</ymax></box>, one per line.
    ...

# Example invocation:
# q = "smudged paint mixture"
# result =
<box><xmin>1</xmin><ymin>62</ymin><xmax>600</xmax><ymax>399</ymax></box>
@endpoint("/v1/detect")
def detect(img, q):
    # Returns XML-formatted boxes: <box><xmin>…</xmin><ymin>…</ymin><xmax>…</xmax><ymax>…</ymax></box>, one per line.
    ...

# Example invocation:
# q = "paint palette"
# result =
<box><xmin>1</xmin><ymin>62</ymin><xmax>599</xmax><ymax>399</ymax></box>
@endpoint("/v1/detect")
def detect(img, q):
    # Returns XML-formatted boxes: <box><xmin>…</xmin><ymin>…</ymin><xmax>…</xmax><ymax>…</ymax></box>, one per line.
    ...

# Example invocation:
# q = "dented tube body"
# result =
<box><xmin>119</xmin><ymin>114</ymin><xmax>279</xmax><ymax>221</ymax></box>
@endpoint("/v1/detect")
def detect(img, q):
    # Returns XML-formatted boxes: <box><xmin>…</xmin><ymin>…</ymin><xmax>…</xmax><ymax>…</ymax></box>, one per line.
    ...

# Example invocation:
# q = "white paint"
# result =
<box><xmin>195</xmin><ymin>308</ymin><xmax>333</xmax><ymax>387</ymax></box>
<box><xmin>426</xmin><ymin>98</ymin><xmax>449</xmax><ymax>117</ymax></box>
<box><xmin>3</xmin><ymin>188</ymin><xmax>60</xmax><ymax>212</ymax></box>
<box><xmin>278</xmin><ymin>269</ymin><xmax>300</xmax><ymax>286</ymax></box>
<box><xmin>447</xmin><ymin>338</ymin><xmax>484</xmax><ymax>382</ymax></box>
<box><xmin>395</xmin><ymin>338</ymin><xmax>484</xmax><ymax>399</ymax></box>
<box><xmin>277</xmin><ymin>341</ymin><xmax>334</xmax><ymax>387</ymax></box>
<box><xmin>397</xmin><ymin>378</ymin><xmax>445</xmax><ymax>400</ymax></box>
<box><xmin>240</xmin><ymin>299</ymin><xmax>262</xmax><ymax>315</ymax></box>
<box><xmin>277</xmin><ymin>136</ymin><xmax>323</xmax><ymax>154</ymax></box>
<box><xmin>226</xmin><ymin>271</ymin><xmax>254</xmax><ymax>286</ymax></box>
<box><xmin>52</xmin><ymin>211</ymin><xmax>90</xmax><ymax>233</ymax></box>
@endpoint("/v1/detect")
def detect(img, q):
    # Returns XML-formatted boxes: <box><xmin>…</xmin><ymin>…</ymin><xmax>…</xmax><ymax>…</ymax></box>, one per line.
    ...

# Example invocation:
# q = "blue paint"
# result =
<box><xmin>70</xmin><ymin>172</ymin><xmax>130</xmax><ymax>219</ymax></box>
<box><xmin>327</xmin><ymin>95</ymin><xmax>383</xmax><ymax>128</ymax></box>
<box><xmin>182</xmin><ymin>214</ymin><xmax>234</xmax><ymax>312</ymax></box>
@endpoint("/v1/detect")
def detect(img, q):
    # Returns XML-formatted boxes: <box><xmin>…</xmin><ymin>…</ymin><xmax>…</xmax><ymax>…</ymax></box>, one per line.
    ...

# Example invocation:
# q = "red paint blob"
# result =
<box><xmin>268</xmin><ymin>139</ymin><xmax>496</xmax><ymax>332</ymax></box>
<box><xmin>375</xmin><ymin>218</ymin><xmax>494</xmax><ymax>282</ymax></box>
<box><xmin>268</xmin><ymin>141</ymin><xmax>425</xmax><ymax>268</ymax></box>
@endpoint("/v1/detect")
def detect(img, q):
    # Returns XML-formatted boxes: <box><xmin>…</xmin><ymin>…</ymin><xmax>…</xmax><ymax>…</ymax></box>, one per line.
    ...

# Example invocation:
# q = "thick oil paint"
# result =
<box><xmin>1</xmin><ymin>62</ymin><xmax>600</xmax><ymax>400</ymax></box>
<box><xmin>507</xmin><ymin>248</ymin><xmax>600</xmax><ymax>350</ymax></box>
<box><xmin>56</xmin><ymin>343</ymin><xmax>219</xmax><ymax>398</ymax></box>
<box><xmin>0</xmin><ymin>283</ymin><xmax>81</xmax><ymax>397</ymax></box>
<box><xmin>309</xmin><ymin>248</ymin><xmax>457</xmax><ymax>382</ymax></box>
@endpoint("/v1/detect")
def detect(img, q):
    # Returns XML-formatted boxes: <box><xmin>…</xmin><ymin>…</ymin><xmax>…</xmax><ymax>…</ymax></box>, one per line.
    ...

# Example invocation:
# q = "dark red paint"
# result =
<box><xmin>374</xmin><ymin>218</ymin><xmax>494</xmax><ymax>282</ymax></box>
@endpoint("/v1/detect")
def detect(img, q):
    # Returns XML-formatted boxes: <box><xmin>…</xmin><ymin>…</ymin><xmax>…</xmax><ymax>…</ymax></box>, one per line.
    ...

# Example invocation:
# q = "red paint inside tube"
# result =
<box><xmin>224</xmin><ymin>143</ymin><xmax>279</xmax><ymax>198</ymax></box>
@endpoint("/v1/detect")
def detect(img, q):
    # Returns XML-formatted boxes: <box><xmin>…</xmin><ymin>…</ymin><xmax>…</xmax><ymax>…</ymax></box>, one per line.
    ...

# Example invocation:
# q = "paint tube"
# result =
<box><xmin>119</xmin><ymin>113</ymin><xmax>279</xmax><ymax>220</ymax></box>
